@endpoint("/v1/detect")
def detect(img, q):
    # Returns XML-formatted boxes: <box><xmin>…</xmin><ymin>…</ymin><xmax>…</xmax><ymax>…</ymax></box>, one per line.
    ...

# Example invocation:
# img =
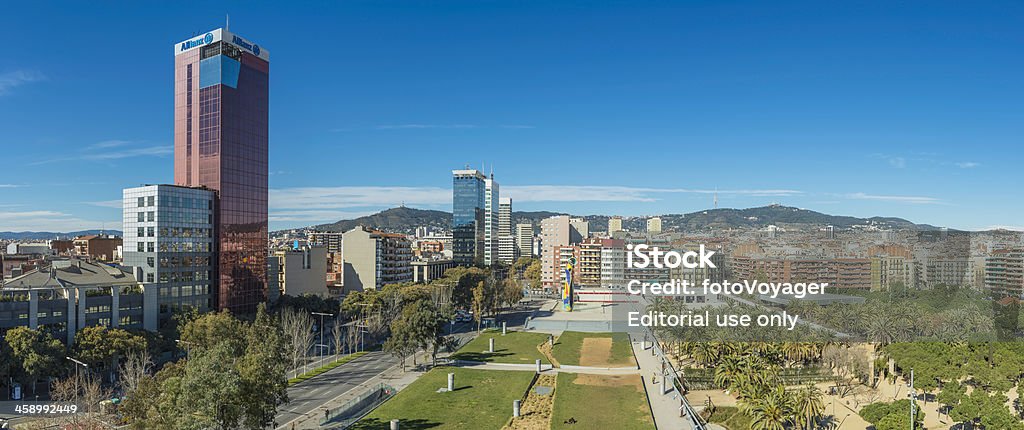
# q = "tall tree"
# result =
<box><xmin>279</xmin><ymin>307</ymin><xmax>315</xmax><ymax>374</ymax></box>
<box><xmin>5</xmin><ymin>327</ymin><xmax>63</xmax><ymax>394</ymax></box>
<box><xmin>73</xmin><ymin>325</ymin><xmax>147</xmax><ymax>381</ymax></box>
<box><xmin>472</xmin><ymin>281</ymin><xmax>486</xmax><ymax>332</ymax></box>
<box><xmin>237</xmin><ymin>303</ymin><xmax>289</xmax><ymax>429</ymax></box>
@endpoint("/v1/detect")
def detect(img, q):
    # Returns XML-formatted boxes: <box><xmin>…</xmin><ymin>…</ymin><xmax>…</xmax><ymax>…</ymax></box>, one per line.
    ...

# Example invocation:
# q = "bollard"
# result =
<box><xmin>536</xmin><ymin>359</ymin><xmax>542</xmax><ymax>373</ymax></box>
<box><xmin>390</xmin><ymin>419</ymin><xmax>399</xmax><ymax>430</ymax></box>
<box><xmin>448</xmin><ymin>373</ymin><xmax>454</xmax><ymax>392</ymax></box>
<box><xmin>502</xmin><ymin>321</ymin><xmax>507</xmax><ymax>335</ymax></box>
<box><xmin>489</xmin><ymin>338</ymin><xmax>495</xmax><ymax>353</ymax></box>
<box><xmin>513</xmin><ymin>400</ymin><xmax>521</xmax><ymax>418</ymax></box>
<box><xmin>549</xmin><ymin>334</ymin><xmax>554</xmax><ymax>347</ymax></box>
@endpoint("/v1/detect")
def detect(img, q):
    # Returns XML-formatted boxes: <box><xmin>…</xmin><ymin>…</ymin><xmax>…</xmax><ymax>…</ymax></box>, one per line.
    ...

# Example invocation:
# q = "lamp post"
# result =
<box><xmin>65</xmin><ymin>356</ymin><xmax>88</xmax><ymax>401</ymax></box>
<box><xmin>175</xmin><ymin>339</ymin><xmax>195</xmax><ymax>358</ymax></box>
<box><xmin>312</xmin><ymin>312</ymin><xmax>334</xmax><ymax>368</ymax></box>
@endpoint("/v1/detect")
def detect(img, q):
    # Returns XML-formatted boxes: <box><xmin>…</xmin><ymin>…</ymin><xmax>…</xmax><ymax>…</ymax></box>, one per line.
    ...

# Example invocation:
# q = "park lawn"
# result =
<box><xmin>450</xmin><ymin>330</ymin><xmax>549</xmax><ymax>364</ymax></box>
<box><xmin>551</xmin><ymin>372</ymin><xmax>654</xmax><ymax>430</ymax></box>
<box><xmin>551</xmin><ymin>331</ymin><xmax>636</xmax><ymax>367</ymax></box>
<box><xmin>706</xmin><ymin>406</ymin><xmax>753</xmax><ymax>430</ymax></box>
<box><xmin>352</xmin><ymin>368</ymin><xmax>535</xmax><ymax>430</ymax></box>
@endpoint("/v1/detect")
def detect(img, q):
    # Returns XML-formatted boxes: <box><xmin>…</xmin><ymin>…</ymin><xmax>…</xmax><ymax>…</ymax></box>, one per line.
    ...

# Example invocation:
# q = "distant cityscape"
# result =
<box><xmin>2</xmin><ymin>12</ymin><xmax>1023</xmax><ymax>430</ymax></box>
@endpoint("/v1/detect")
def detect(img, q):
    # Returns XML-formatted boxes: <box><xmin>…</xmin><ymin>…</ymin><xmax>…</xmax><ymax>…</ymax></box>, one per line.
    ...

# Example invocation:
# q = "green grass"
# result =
<box><xmin>450</xmin><ymin>329</ymin><xmax>549</xmax><ymax>364</ymax></box>
<box><xmin>351</xmin><ymin>368</ymin><xmax>535</xmax><ymax>430</ymax></box>
<box><xmin>706</xmin><ymin>406</ymin><xmax>753</xmax><ymax>430</ymax></box>
<box><xmin>288</xmin><ymin>351</ymin><xmax>369</xmax><ymax>385</ymax></box>
<box><xmin>551</xmin><ymin>372</ymin><xmax>654</xmax><ymax>430</ymax></box>
<box><xmin>550</xmin><ymin>331</ymin><xmax>635</xmax><ymax>367</ymax></box>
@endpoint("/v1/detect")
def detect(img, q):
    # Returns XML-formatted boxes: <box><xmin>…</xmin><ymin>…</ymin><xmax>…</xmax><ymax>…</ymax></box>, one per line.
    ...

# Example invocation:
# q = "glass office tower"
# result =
<box><xmin>173</xmin><ymin>28</ymin><xmax>269</xmax><ymax>313</ymax></box>
<box><xmin>452</xmin><ymin>170</ymin><xmax>486</xmax><ymax>266</ymax></box>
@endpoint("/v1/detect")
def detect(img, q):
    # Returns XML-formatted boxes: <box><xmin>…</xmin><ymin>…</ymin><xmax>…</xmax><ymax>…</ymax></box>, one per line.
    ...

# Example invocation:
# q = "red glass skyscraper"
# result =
<box><xmin>173</xmin><ymin>28</ymin><xmax>269</xmax><ymax>313</ymax></box>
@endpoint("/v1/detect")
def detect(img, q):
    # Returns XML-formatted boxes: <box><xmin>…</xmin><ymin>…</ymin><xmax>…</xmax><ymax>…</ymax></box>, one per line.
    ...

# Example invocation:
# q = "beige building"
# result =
<box><xmin>273</xmin><ymin>246</ymin><xmax>328</xmax><ymax>298</ymax></box>
<box><xmin>342</xmin><ymin>226</ymin><xmax>413</xmax><ymax>291</ymax></box>
<box><xmin>516</xmin><ymin>223</ymin><xmax>534</xmax><ymax>258</ymax></box>
<box><xmin>608</xmin><ymin>216</ymin><xmax>623</xmax><ymax>234</ymax></box>
<box><xmin>578</xmin><ymin>239</ymin><xmax>603</xmax><ymax>288</ymax></box>
<box><xmin>646</xmin><ymin>217</ymin><xmax>662</xmax><ymax>234</ymax></box>
<box><xmin>540</xmin><ymin>216</ymin><xmax>571</xmax><ymax>287</ymax></box>
<box><xmin>985</xmin><ymin>248</ymin><xmax>1024</xmax><ymax>297</ymax></box>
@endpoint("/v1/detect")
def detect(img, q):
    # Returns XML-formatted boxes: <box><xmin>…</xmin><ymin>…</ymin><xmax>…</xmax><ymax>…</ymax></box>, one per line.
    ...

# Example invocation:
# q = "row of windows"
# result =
<box><xmin>159</xmin><ymin>271</ymin><xmax>211</xmax><ymax>283</ymax></box>
<box><xmin>158</xmin><ymin>284</ymin><xmax>210</xmax><ymax>297</ymax></box>
<box><xmin>86</xmin><ymin>305</ymin><xmax>112</xmax><ymax>314</ymax></box>
<box><xmin>134</xmin><ymin>211</ymin><xmax>212</xmax><ymax>225</ymax></box>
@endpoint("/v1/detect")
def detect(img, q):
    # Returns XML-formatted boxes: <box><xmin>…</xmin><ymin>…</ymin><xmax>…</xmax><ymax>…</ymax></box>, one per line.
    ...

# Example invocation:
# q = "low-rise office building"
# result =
<box><xmin>0</xmin><ymin>259</ymin><xmax>156</xmax><ymax>345</ymax></box>
<box><xmin>411</xmin><ymin>259</ymin><xmax>457</xmax><ymax>283</ymax></box>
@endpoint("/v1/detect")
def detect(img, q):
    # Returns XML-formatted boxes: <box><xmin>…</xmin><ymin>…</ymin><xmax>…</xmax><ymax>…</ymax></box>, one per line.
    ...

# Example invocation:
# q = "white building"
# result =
<box><xmin>5</xmin><ymin>243</ymin><xmax>53</xmax><ymax>256</ymax></box>
<box><xmin>122</xmin><ymin>184</ymin><xmax>215</xmax><ymax>319</ymax></box>
<box><xmin>483</xmin><ymin>176</ymin><xmax>501</xmax><ymax>266</ymax></box>
<box><xmin>600</xmin><ymin>239</ymin><xmax>626</xmax><ymax>289</ymax></box>
<box><xmin>497</xmin><ymin>197</ymin><xmax>516</xmax><ymax>264</ymax></box>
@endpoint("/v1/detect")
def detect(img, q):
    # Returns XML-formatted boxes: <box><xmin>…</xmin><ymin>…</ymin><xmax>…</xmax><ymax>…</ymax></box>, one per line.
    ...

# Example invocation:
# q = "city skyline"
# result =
<box><xmin>1</xmin><ymin>1</ymin><xmax>1022</xmax><ymax>232</ymax></box>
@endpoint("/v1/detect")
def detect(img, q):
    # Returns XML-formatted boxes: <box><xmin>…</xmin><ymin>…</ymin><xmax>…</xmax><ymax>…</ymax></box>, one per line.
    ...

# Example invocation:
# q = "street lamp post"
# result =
<box><xmin>175</xmin><ymin>339</ymin><xmax>195</xmax><ymax>358</ymax></box>
<box><xmin>65</xmin><ymin>356</ymin><xmax>88</xmax><ymax>401</ymax></box>
<box><xmin>312</xmin><ymin>312</ymin><xmax>335</xmax><ymax>368</ymax></box>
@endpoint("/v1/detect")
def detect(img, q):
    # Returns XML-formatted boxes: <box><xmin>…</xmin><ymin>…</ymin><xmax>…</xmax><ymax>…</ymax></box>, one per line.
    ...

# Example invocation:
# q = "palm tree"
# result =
<box><xmin>693</xmin><ymin>342</ymin><xmax>720</xmax><ymax>368</ymax></box>
<box><xmin>741</xmin><ymin>385</ymin><xmax>794</xmax><ymax>430</ymax></box>
<box><xmin>714</xmin><ymin>355</ymin><xmax>743</xmax><ymax>391</ymax></box>
<box><xmin>792</xmin><ymin>384</ymin><xmax>825</xmax><ymax>429</ymax></box>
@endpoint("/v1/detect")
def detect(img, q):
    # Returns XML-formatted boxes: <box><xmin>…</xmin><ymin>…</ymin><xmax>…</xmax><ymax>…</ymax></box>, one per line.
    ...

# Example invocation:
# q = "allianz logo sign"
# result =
<box><xmin>231</xmin><ymin>35</ymin><xmax>261</xmax><ymax>56</ymax></box>
<box><xmin>180</xmin><ymin>33</ymin><xmax>215</xmax><ymax>52</ymax></box>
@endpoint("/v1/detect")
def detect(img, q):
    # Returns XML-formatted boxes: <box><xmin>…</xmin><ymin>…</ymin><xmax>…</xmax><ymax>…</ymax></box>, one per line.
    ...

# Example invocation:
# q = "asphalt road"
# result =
<box><xmin>273</xmin><ymin>350</ymin><xmax>399</xmax><ymax>429</ymax></box>
<box><xmin>271</xmin><ymin>298</ymin><xmax>550</xmax><ymax>429</ymax></box>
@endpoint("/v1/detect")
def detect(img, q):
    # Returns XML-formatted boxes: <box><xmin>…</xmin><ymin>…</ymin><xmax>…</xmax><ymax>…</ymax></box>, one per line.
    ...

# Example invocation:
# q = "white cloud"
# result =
<box><xmin>0</xmin><ymin>184</ymin><xmax>23</xmax><ymax>188</ymax></box>
<box><xmin>845</xmin><ymin>192</ymin><xmax>941</xmax><ymax>204</ymax></box>
<box><xmin>86</xmin><ymin>140</ymin><xmax>133</xmax><ymax>150</ymax></box>
<box><xmin>269</xmin><ymin>185</ymin><xmax>803</xmax><ymax>210</ymax></box>
<box><xmin>270</xmin><ymin>186</ymin><xmax>450</xmax><ymax>210</ymax></box>
<box><xmin>980</xmin><ymin>225</ymin><xmax>1024</xmax><ymax>232</ymax></box>
<box><xmin>269</xmin><ymin>210</ymin><xmax>378</xmax><ymax>223</ymax></box>
<box><xmin>504</xmin><ymin>186</ymin><xmax>802</xmax><ymax>203</ymax></box>
<box><xmin>30</xmin><ymin>141</ymin><xmax>172</xmax><ymax>165</ymax></box>
<box><xmin>0</xmin><ymin>70</ymin><xmax>44</xmax><ymax>95</ymax></box>
<box><xmin>85</xmin><ymin>200</ymin><xmax>123</xmax><ymax>209</ymax></box>
<box><xmin>0</xmin><ymin>210</ymin><xmax>116</xmax><ymax>232</ymax></box>
<box><xmin>955</xmin><ymin>162</ymin><xmax>980</xmax><ymax>169</ymax></box>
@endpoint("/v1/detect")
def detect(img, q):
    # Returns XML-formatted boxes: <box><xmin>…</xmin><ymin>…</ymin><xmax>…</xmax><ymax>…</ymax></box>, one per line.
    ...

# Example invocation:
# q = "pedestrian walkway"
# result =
<box><xmin>451</xmin><ymin>359</ymin><xmax>641</xmax><ymax>375</ymax></box>
<box><xmin>633</xmin><ymin>337</ymin><xmax>697</xmax><ymax>430</ymax></box>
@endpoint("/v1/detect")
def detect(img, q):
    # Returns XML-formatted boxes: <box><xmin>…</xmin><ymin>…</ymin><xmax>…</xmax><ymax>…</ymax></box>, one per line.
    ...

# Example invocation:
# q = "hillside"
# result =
<box><xmin>305</xmin><ymin>204</ymin><xmax>933</xmax><ymax>234</ymax></box>
<box><xmin>311</xmin><ymin>207</ymin><xmax>568</xmax><ymax>234</ymax></box>
<box><xmin>0</xmin><ymin>230</ymin><xmax>124</xmax><ymax>240</ymax></box>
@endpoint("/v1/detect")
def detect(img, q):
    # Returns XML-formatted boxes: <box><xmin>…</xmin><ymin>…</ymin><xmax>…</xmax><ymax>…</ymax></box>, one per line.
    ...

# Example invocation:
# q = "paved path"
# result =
<box><xmin>633</xmin><ymin>336</ymin><xmax>697</xmax><ymax>430</ymax></box>
<box><xmin>451</xmin><ymin>360</ymin><xmax>641</xmax><ymax>375</ymax></box>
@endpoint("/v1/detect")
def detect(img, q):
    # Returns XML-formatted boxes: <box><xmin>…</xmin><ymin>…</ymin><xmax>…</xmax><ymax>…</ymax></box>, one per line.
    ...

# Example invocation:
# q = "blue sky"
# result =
<box><xmin>1</xmin><ymin>1</ymin><xmax>1021</xmax><ymax>232</ymax></box>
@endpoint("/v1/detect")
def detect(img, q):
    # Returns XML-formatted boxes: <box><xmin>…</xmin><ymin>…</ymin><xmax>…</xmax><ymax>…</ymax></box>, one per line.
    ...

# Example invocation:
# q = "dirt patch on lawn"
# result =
<box><xmin>573</xmin><ymin>373</ymin><xmax>643</xmax><ymax>392</ymax></box>
<box><xmin>538</xmin><ymin>338</ymin><xmax>560</xmax><ymax>367</ymax></box>
<box><xmin>504</xmin><ymin>373</ymin><xmax>557</xmax><ymax>430</ymax></box>
<box><xmin>578</xmin><ymin>337</ymin><xmax>613</xmax><ymax>367</ymax></box>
